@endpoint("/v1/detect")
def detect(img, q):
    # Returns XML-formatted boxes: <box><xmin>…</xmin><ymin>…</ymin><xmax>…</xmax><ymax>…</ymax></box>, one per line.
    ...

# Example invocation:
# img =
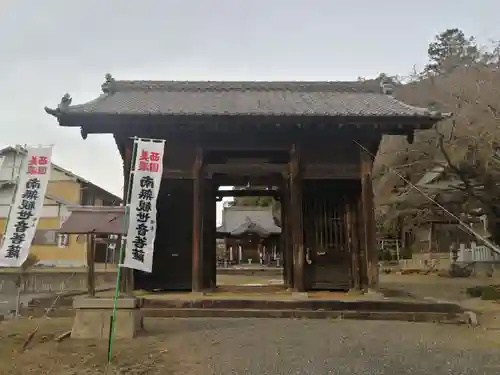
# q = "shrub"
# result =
<box><xmin>481</xmin><ymin>286</ymin><xmax>500</xmax><ymax>300</ymax></box>
<box><xmin>466</xmin><ymin>286</ymin><xmax>483</xmax><ymax>298</ymax></box>
<box><xmin>465</xmin><ymin>285</ymin><xmax>500</xmax><ymax>300</ymax></box>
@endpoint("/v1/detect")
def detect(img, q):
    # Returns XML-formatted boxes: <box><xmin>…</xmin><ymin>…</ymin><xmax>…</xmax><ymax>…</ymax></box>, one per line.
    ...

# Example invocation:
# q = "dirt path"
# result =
<box><xmin>2</xmin><ymin>274</ymin><xmax>498</xmax><ymax>374</ymax></box>
<box><xmin>1</xmin><ymin>317</ymin><xmax>499</xmax><ymax>375</ymax></box>
<box><xmin>0</xmin><ymin>318</ymin><xmax>190</xmax><ymax>375</ymax></box>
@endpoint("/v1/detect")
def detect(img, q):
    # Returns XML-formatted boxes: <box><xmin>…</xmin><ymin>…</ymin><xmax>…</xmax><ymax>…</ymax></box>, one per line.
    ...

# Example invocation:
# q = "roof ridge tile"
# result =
<box><xmin>45</xmin><ymin>77</ymin><xmax>450</xmax><ymax>120</ymax></box>
<box><xmin>109</xmin><ymin>80</ymin><xmax>383</xmax><ymax>94</ymax></box>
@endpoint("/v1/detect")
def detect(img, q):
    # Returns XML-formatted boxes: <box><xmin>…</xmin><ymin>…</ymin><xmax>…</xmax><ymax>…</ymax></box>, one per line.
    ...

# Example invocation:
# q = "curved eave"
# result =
<box><xmin>44</xmin><ymin>110</ymin><xmax>450</xmax><ymax>128</ymax></box>
<box><xmin>45</xmin><ymin>106</ymin><xmax>72</xmax><ymax>127</ymax></box>
<box><xmin>44</xmin><ymin>106</ymin><xmax>59</xmax><ymax>118</ymax></box>
<box><xmin>44</xmin><ymin>107</ymin><xmax>86</xmax><ymax>128</ymax></box>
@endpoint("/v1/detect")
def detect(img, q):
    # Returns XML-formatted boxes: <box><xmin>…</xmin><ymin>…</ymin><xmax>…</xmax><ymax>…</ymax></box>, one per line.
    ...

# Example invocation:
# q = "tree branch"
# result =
<box><xmin>435</xmin><ymin>127</ymin><xmax>491</xmax><ymax>207</ymax></box>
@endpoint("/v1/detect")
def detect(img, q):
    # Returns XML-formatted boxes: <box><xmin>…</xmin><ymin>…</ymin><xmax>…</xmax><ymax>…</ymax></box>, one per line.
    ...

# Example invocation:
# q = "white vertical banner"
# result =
<box><xmin>0</xmin><ymin>146</ymin><xmax>53</xmax><ymax>267</ymax></box>
<box><xmin>0</xmin><ymin>155</ymin><xmax>5</xmax><ymax>173</ymax></box>
<box><xmin>122</xmin><ymin>139</ymin><xmax>164</xmax><ymax>272</ymax></box>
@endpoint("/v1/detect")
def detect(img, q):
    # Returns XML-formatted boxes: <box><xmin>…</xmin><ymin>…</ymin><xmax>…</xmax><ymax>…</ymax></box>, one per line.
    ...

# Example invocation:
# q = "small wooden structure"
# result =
<box><xmin>59</xmin><ymin>205</ymin><xmax>125</xmax><ymax>295</ymax></box>
<box><xmin>217</xmin><ymin>206</ymin><xmax>281</xmax><ymax>265</ymax></box>
<box><xmin>46</xmin><ymin>77</ymin><xmax>446</xmax><ymax>292</ymax></box>
<box><xmin>381</xmin><ymin>165</ymin><xmax>489</xmax><ymax>256</ymax></box>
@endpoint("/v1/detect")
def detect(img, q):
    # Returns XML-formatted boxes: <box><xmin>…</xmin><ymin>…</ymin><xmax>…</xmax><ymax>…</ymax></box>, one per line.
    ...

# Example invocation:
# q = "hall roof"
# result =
<box><xmin>45</xmin><ymin>76</ymin><xmax>448</xmax><ymax>121</ymax></box>
<box><xmin>217</xmin><ymin>206</ymin><xmax>281</xmax><ymax>236</ymax></box>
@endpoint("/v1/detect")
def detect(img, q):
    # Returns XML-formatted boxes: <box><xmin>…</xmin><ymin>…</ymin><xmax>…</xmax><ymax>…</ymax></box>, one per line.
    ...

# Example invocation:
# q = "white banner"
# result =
<box><xmin>122</xmin><ymin>139</ymin><xmax>164</xmax><ymax>272</ymax></box>
<box><xmin>0</xmin><ymin>155</ymin><xmax>5</xmax><ymax>173</ymax></box>
<box><xmin>0</xmin><ymin>146</ymin><xmax>52</xmax><ymax>267</ymax></box>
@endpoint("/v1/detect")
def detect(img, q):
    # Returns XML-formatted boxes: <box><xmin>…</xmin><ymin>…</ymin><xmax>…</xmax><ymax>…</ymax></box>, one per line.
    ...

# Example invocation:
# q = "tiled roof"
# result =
<box><xmin>59</xmin><ymin>206</ymin><xmax>126</xmax><ymax>234</ymax></box>
<box><xmin>217</xmin><ymin>206</ymin><xmax>281</xmax><ymax>235</ymax></box>
<box><xmin>0</xmin><ymin>146</ymin><xmax>122</xmax><ymax>203</ymax></box>
<box><xmin>45</xmin><ymin>78</ymin><xmax>446</xmax><ymax>119</ymax></box>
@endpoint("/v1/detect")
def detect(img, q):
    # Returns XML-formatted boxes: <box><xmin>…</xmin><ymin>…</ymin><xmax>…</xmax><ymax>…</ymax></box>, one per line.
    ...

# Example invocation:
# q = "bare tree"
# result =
<box><xmin>375</xmin><ymin>29</ymin><xmax>500</xmax><ymax>244</ymax></box>
<box><xmin>430</xmin><ymin>64</ymin><xmax>500</xmax><ymax>244</ymax></box>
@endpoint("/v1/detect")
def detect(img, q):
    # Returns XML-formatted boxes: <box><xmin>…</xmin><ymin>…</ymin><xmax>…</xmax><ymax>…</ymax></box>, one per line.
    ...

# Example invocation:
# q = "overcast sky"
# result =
<box><xmin>0</xmin><ymin>0</ymin><xmax>498</xmax><ymax>223</ymax></box>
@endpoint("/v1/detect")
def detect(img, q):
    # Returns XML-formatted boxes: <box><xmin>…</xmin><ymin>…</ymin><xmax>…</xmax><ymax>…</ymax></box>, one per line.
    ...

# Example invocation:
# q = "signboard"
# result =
<box><xmin>0</xmin><ymin>146</ymin><xmax>52</xmax><ymax>267</ymax></box>
<box><xmin>122</xmin><ymin>139</ymin><xmax>164</xmax><ymax>272</ymax></box>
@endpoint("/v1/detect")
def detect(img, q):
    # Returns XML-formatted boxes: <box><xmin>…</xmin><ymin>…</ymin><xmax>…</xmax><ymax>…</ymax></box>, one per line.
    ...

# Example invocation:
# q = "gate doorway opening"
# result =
<box><xmin>215</xmin><ymin>185</ymin><xmax>284</xmax><ymax>290</ymax></box>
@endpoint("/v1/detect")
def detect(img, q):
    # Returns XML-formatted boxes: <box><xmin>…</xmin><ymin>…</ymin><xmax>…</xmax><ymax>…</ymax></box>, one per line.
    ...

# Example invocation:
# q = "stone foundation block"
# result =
<box><xmin>291</xmin><ymin>292</ymin><xmax>308</xmax><ymax>300</ymax></box>
<box><xmin>71</xmin><ymin>297</ymin><xmax>144</xmax><ymax>339</ymax></box>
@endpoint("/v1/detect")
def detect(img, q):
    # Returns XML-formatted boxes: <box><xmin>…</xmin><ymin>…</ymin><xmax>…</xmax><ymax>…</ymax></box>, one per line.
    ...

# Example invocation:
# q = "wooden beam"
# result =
<box><xmin>84</xmin><ymin>115</ymin><xmax>436</xmax><ymax>135</ymax></box>
<box><xmin>163</xmin><ymin>168</ymin><xmax>193</xmax><ymax>179</ymax></box>
<box><xmin>211</xmin><ymin>174</ymin><xmax>284</xmax><ymax>186</ymax></box>
<box><xmin>360</xmin><ymin>147</ymin><xmax>378</xmax><ymax>289</ymax></box>
<box><xmin>216</xmin><ymin>189</ymin><xmax>280</xmax><ymax>198</ymax></box>
<box><xmin>192</xmin><ymin>149</ymin><xmax>204</xmax><ymax>292</ymax></box>
<box><xmin>290</xmin><ymin>144</ymin><xmax>305</xmax><ymax>292</ymax></box>
<box><xmin>303</xmin><ymin>164</ymin><xmax>359</xmax><ymax>179</ymax></box>
<box><xmin>205</xmin><ymin>163</ymin><xmax>287</xmax><ymax>176</ymax></box>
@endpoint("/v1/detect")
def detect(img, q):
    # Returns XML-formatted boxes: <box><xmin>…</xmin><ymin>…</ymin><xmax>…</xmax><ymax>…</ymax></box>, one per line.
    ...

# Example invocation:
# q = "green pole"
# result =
<box><xmin>107</xmin><ymin>138</ymin><xmax>138</xmax><ymax>363</ymax></box>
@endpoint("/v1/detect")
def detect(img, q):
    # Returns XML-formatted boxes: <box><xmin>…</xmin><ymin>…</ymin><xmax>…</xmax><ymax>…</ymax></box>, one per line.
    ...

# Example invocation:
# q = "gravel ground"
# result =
<box><xmin>1</xmin><ymin>317</ymin><xmax>499</xmax><ymax>374</ymax></box>
<box><xmin>179</xmin><ymin>319</ymin><xmax>500</xmax><ymax>375</ymax></box>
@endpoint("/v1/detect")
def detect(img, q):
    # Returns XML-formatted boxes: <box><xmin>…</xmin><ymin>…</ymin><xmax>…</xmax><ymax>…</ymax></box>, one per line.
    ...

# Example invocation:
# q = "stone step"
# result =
<box><xmin>142</xmin><ymin>298</ymin><xmax>464</xmax><ymax>314</ymax></box>
<box><xmin>216</xmin><ymin>268</ymin><xmax>283</xmax><ymax>276</ymax></box>
<box><xmin>142</xmin><ymin>308</ymin><xmax>468</xmax><ymax>323</ymax></box>
<box><xmin>20</xmin><ymin>306</ymin><xmax>469</xmax><ymax>324</ymax></box>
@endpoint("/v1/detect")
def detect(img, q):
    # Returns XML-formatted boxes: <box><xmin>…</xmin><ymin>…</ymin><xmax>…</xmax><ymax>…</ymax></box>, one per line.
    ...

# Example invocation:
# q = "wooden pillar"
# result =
<box><xmin>203</xmin><ymin>179</ymin><xmax>217</xmax><ymax>289</ymax></box>
<box><xmin>357</xmin><ymin>198</ymin><xmax>368</xmax><ymax>289</ymax></box>
<box><xmin>346</xmin><ymin>200</ymin><xmax>361</xmax><ymax>290</ymax></box>
<box><xmin>360</xmin><ymin>148</ymin><xmax>378</xmax><ymax>289</ymax></box>
<box><xmin>192</xmin><ymin>149</ymin><xmax>204</xmax><ymax>292</ymax></box>
<box><xmin>290</xmin><ymin>144</ymin><xmax>305</xmax><ymax>292</ymax></box>
<box><xmin>281</xmin><ymin>178</ymin><xmax>293</xmax><ymax>288</ymax></box>
<box><xmin>280</xmin><ymin>184</ymin><xmax>287</xmax><ymax>283</ymax></box>
<box><xmin>86</xmin><ymin>234</ymin><xmax>96</xmax><ymax>296</ymax></box>
<box><xmin>210</xmin><ymin>186</ymin><xmax>217</xmax><ymax>287</ymax></box>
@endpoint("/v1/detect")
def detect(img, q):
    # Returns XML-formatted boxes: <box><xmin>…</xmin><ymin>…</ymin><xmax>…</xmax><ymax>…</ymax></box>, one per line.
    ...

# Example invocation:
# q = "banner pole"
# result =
<box><xmin>107</xmin><ymin>138</ymin><xmax>138</xmax><ymax>364</ymax></box>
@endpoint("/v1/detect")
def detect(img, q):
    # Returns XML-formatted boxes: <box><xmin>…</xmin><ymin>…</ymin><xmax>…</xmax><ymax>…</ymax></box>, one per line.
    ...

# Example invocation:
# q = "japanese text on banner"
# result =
<box><xmin>122</xmin><ymin>140</ymin><xmax>164</xmax><ymax>272</ymax></box>
<box><xmin>0</xmin><ymin>147</ymin><xmax>52</xmax><ymax>267</ymax></box>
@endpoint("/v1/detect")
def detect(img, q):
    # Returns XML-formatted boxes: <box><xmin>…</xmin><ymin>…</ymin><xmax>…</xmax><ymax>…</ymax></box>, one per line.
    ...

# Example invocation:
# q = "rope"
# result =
<box><xmin>353</xmin><ymin>140</ymin><xmax>500</xmax><ymax>256</ymax></box>
<box><xmin>21</xmin><ymin>271</ymin><xmax>77</xmax><ymax>351</ymax></box>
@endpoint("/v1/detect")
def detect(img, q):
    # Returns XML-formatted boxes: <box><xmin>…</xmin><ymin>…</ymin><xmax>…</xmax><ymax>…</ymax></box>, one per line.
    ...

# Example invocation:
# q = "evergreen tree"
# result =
<box><xmin>424</xmin><ymin>28</ymin><xmax>480</xmax><ymax>75</ymax></box>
